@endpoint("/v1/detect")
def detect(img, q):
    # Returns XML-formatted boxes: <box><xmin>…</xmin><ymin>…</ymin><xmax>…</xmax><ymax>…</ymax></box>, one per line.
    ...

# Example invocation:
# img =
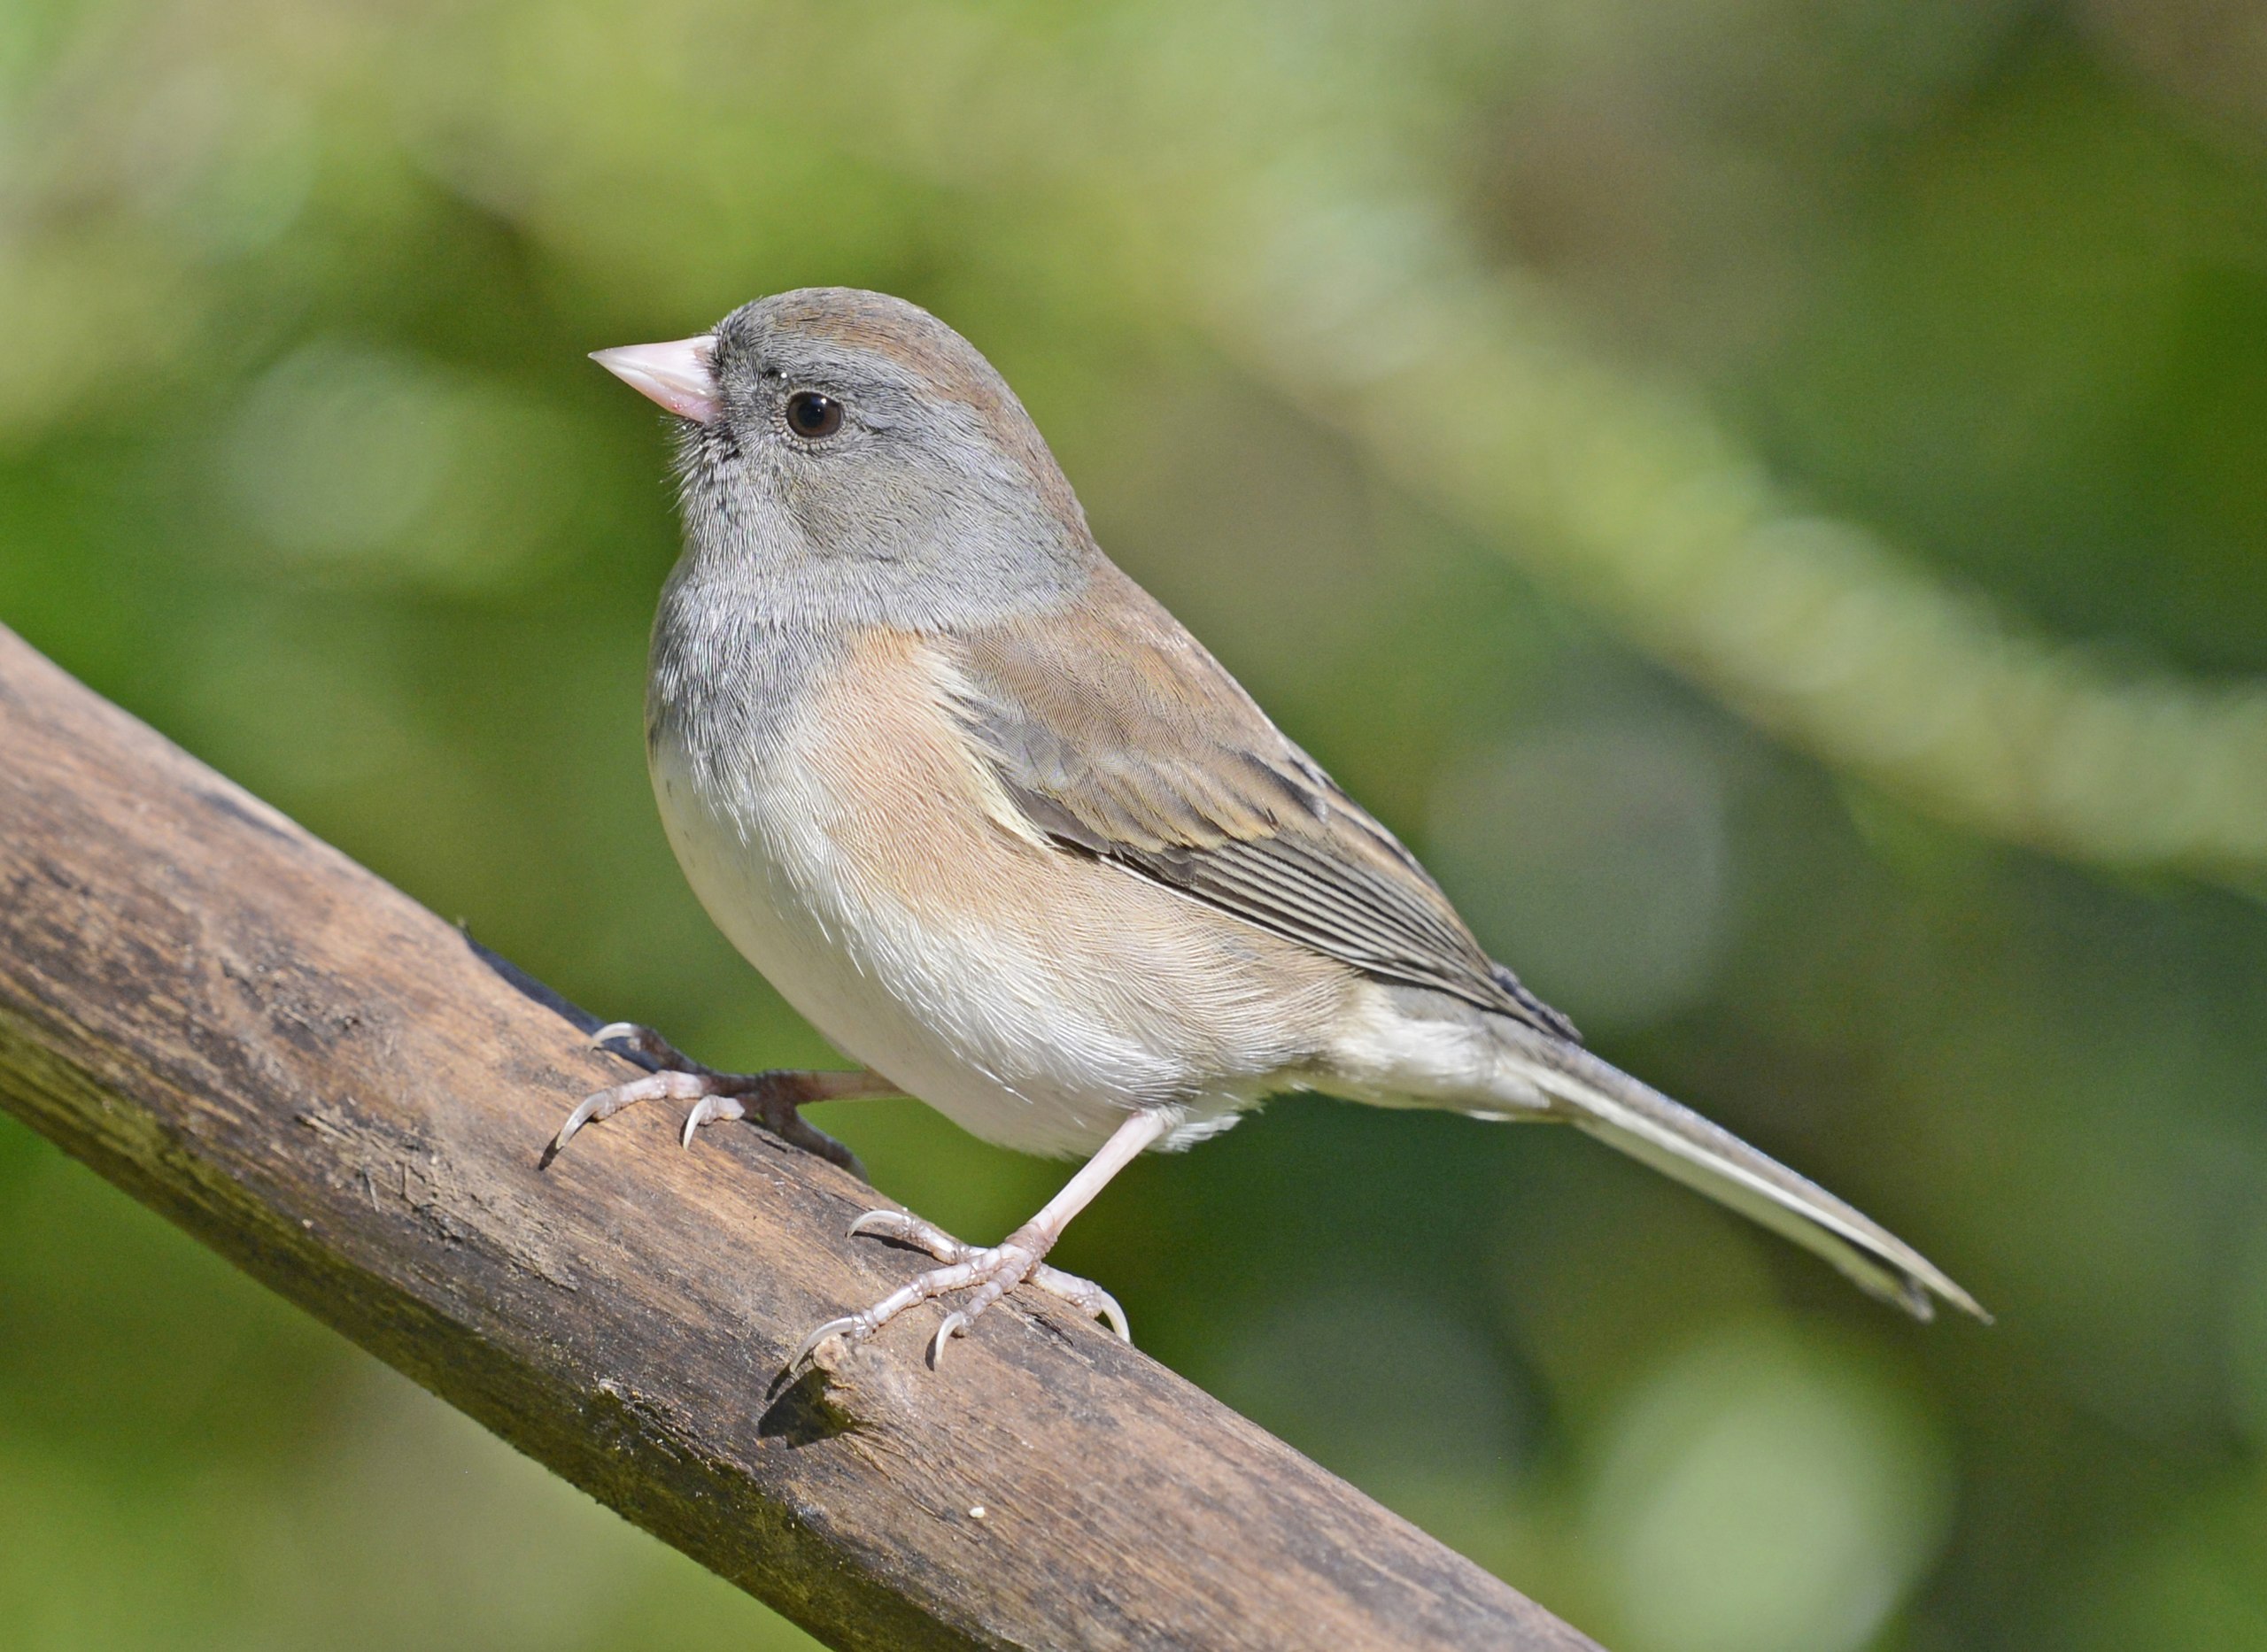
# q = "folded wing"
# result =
<box><xmin>947</xmin><ymin>568</ymin><xmax>1578</xmax><ymax>1040</ymax></box>
<box><xmin>941</xmin><ymin>567</ymin><xmax>1986</xmax><ymax>1323</ymax></box>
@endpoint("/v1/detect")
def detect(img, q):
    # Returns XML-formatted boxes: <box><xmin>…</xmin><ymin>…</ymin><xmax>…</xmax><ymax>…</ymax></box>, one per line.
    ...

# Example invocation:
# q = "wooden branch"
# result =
<box><xmin>0</xmin><ymin>622</ymin><xmax>1598</xmax><ymax>1652</ymax></box>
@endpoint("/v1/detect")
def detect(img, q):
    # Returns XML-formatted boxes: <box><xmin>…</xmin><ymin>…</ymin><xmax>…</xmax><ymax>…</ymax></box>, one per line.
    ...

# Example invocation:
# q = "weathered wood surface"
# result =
<box><xmin>0</xmin><ymin>622</ymin><xmax>1599</xmax><ymax>1652</ymax></box>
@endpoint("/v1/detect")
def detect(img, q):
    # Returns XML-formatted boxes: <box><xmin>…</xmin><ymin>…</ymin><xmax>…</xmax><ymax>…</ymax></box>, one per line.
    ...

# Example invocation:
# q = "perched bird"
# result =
<box><xmin>553</xmin><ymin>288</ymin><xmax>1985</xmax><ymax>1369</ymax></box>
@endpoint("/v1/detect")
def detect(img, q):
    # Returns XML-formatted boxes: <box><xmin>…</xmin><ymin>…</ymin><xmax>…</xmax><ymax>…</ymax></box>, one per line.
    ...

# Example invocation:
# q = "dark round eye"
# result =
<box><xmin>785</xmin><ymin>390</ymin><xmax>843</xmax><ymax>439</ymax></box>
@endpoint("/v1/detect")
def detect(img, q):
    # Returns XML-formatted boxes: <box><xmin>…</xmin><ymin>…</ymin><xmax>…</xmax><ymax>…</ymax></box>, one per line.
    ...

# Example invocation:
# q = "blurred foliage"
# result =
<box><xmin>6</xmin><ymin>1</ymin><xmax>2267</xmax><ymax>1648</ymax></box>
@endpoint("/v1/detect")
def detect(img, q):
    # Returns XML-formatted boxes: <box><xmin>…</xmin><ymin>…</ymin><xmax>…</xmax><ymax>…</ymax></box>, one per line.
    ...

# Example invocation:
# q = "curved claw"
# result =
<box><xmin>1027</xmin><ymin>1262</ymin><xmax>1131</xmax><ymax>1342</ymax></box>
<box><xmin>548</xmin><ymin>1091</ymin><xmax>611</xmax><ymax>1156</ymax></box>
<box><xmin>847</xmin><ymin>1208</ymin><xmax>971</xmax><ymax>1261</ymax></box>
<box><xmin>848</xmin><ymin>1208</ymin><xmax>915</xmax><ymax>1242</ymax></box>
<box><xmin>1088</xmin><ymin>1285</ymin><xmax>1132</xmax><ymax>1342</ymax></box>
<box><xmin>681</xmin><ymin>1092</ymin><xmax>747</xmax><ymax>1148</ymax></box>
<box><xmin>928</xmin><ymin>1311</ymin><xmax>971</xmax><ymax>1369</ymax></box>
<box><xmin>792</xmin><ymin>1315</ymin><xmax>864</xmax><ymax>1371</ymax></box>
<box><xmin>587</xmin><ymin>1022</ymin><xmax>707</xmax><ymax>1074</ymax></box>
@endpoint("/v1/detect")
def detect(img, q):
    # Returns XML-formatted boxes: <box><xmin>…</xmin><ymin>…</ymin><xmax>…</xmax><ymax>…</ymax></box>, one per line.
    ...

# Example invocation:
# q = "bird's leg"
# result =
<box><xmin>845</xmin><ymin>1208</ymin><xmax>1133</xmax><ymax>1341</ymax></box>
<box><xmin>544</xmin><ymin>1021</ymin><xmax>897</xmax><ymax>1178</ymax></box>
<box><xmin>796</xmin><ymin>1108</ymin><xmax>1170</xmax><ymax>1370</ymax></box>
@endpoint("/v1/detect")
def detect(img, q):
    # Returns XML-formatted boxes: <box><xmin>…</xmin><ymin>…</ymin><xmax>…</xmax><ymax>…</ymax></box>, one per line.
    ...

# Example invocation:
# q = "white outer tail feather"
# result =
<box><xmin>1486</xmin><ymin>1028</ymin><xmax>1988</xmax><ymax>1323</ymax></box>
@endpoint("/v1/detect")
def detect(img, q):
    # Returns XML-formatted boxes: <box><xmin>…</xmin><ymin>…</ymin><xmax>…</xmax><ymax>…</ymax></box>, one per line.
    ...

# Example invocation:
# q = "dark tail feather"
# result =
<box><xmin>1486</xmin><ymin>1027</ymin><xmax>1986</xmax><ymax>1322</ymax></box>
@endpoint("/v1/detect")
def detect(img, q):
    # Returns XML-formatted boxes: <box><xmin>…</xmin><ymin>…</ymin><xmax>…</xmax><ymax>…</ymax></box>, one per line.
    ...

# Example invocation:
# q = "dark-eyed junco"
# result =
<box><xmin>553</xmin><ymin>288</ymin><xmax>1984</xmax><ymax>1369</ymax></box>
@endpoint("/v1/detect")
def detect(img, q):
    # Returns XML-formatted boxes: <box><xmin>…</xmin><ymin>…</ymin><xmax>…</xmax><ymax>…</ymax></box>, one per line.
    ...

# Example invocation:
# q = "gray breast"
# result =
<box><xmin>645</xmin><ymin>561</ymin><xmax>850</xmax><ymax>797</ymax></box>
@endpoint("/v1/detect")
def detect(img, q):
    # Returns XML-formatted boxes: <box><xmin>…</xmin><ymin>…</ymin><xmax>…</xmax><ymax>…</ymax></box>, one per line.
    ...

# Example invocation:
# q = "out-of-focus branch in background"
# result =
<box><xmin>6</xmin><ymin>0</ymin><xmax>2263</xmax><ymax>884</ymax></box>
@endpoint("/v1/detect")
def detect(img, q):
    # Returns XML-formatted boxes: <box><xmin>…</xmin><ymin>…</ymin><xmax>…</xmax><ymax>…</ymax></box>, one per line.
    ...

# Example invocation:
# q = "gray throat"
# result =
<box><xmin>644</xmin><ymin>533</ymin><xmax>1092</xmax><ymax>794</ymax></box>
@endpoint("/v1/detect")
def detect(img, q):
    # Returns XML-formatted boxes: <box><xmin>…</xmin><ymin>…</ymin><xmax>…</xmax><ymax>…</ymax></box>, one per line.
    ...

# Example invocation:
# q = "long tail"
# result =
<box><xmin>1489</xmin><ymin>1024</ymin><xmax>1986</xmax><ymax>1322</ymax></box>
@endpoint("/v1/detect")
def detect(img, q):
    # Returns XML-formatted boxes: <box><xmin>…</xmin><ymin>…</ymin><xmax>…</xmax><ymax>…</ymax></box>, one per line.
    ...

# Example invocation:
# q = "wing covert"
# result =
<box><xmin>946</xmin><ymin>573</ymin><xmax>1578</xmax><ymax>1042</ymax></box>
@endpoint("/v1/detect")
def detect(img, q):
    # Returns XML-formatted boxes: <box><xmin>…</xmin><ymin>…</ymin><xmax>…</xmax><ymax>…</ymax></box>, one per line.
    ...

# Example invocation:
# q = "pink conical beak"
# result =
<box><xmin>590</xmin><ymin>334</ymin><xmax>719</xmax><ymax>423</ymax></box>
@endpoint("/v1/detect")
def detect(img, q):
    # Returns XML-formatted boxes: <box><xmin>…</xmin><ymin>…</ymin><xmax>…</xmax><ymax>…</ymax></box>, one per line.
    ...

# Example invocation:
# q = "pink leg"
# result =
<box><xmin>544</xmin><ymin>1022</ymin><xmax>897</xmax><ymax>1178</ymax></box>
<box><xmin>796</xmin><ymin>1108</ymin><xmax>1171</xmax><ymax>1370</ymax></box>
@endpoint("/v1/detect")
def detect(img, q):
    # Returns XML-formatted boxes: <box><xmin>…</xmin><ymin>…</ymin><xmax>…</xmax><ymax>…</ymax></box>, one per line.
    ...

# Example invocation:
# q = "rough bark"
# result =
<box><xmin>0</xmin><ymin>622</ymin><xmax>1599</xmax><ymax>1652</ymax></box>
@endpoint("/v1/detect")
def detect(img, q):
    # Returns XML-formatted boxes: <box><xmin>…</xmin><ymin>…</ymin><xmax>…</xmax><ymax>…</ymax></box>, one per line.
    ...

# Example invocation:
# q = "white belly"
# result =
<box><xmin>651</xmin><ymin>737</ymin><xmax>1229</xmax><ymax>1158</ymax></box>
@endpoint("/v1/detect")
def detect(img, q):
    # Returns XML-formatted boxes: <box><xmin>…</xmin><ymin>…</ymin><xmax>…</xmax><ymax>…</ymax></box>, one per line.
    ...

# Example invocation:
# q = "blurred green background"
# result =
<box><xmin>6</xmin><ymin>2</ymin><xmax>2267</xmax><ymax>1648</ymax></box>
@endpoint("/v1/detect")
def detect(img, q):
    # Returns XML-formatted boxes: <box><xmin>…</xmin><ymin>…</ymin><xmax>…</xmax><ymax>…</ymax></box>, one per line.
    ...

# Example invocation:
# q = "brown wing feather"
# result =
<box><xmin>948</xmin><ymin>568</ymin><xmax>1579</xmax><ymax>1041</ymax></box>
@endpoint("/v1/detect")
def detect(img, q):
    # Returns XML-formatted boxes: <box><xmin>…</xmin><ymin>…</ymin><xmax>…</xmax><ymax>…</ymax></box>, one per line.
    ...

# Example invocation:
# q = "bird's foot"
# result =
<box><xmin>542</xmin><ymin>1021</ymin><xmax>877</xmax><ymax>1178</ymax></box>
<box><xmin>794</xmin><ymin>1208</ymin><xmax>1129</xmax><ymax>1371</ymax></box>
